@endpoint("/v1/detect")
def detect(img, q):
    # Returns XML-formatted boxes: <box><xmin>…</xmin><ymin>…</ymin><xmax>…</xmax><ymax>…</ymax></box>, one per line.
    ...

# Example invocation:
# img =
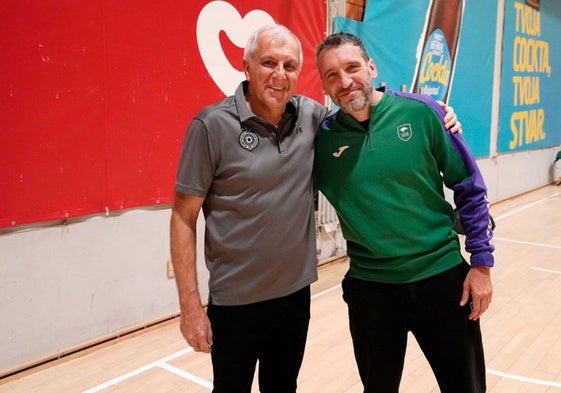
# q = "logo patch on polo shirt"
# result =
<box><xmin>239</xmin><ymin>127</ymin><xmax>259</xmax><ymax>151</ymax></box>
<box><xmin>397</xmin><ymin>124</ymin><xmax>412</xmax><ymax>142</ymax></box>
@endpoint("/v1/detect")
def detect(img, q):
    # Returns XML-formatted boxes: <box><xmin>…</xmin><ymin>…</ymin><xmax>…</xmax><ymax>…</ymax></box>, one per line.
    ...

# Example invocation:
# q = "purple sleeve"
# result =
<box><xmin>446</xmin><ymin>133</ymin><xmax>494</xmax><ymax>267</ymax></box>
<box><xmin>387</xmin><ymin>87</ymin><xmax>495</xmax><ymax>268</ymax></box>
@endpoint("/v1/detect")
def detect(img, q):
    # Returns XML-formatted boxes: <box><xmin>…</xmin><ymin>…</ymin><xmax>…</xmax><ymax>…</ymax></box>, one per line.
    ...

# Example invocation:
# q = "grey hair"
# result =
<box><xmin>243</xmin><ymin>24</ymin><xmax>303</xmax><ymax>71</ymax></box>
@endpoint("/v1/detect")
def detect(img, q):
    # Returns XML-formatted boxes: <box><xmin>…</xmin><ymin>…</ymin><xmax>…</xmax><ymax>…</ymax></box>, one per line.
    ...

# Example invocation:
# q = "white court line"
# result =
<box><xmin>157</xmin><ymin>362</ymin><xmax>213</xmax><ymax>389</ymax></box>
<box><xmin>415</xmin><ymin>350</ymin><xmax>561</xmax><ymax>388</ymax></box>
<box><xmin>82</xmin><ymin>362</ymin><xmax>156</xmax><ymax>393</ymax></box>
<box><xmin>532</xmin><ymin>267</ymin><xmax>561</xmax><ymax>274</ymax></box>
<box><xmin>311</xmin><ymin>283</ymin><xmax>341</xmax><ymax>300</ymax></box>
<box><xmin>493</xmin><ymin>192</ymin><xmax>559</xmax><ymax>222</ymax></box>
<box><xmin>492</xmin><ymin>237</ymin><xmax>561</xmax><ymax>250</ymax></box>
<box><xmin>82</xmin><ymin>348</ymin><xmax>198</xmax><ymax>393</ymax></box>
<box><xmin>487</xmin><ymin>368</ymin><xmax>561</xmax><ymax>388</ymax></box>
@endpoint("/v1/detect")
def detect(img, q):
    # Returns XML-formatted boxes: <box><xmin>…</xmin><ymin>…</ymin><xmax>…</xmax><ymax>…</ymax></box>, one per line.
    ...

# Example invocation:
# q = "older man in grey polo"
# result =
<box><xmin>175</xmin><ymin>80</ymin><xmax>329</xmax><ymax>307</ymax></box>
<box><xmin>170</xmin><ymin>25</ymin><xmax>329</xmax><ymax>393</ymax></box>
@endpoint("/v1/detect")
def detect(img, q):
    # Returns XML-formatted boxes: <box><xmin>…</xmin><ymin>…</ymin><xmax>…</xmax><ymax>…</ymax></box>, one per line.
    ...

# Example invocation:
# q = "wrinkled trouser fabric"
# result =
<box><xmin>343</xmin><ymin>263</ymin><xmax>486</xmax><ymax>393</ymax></box>
<box><xmin>208</xmin><ymin>286</ymin><xmax>311</xmax><ymax>393</ymax></box>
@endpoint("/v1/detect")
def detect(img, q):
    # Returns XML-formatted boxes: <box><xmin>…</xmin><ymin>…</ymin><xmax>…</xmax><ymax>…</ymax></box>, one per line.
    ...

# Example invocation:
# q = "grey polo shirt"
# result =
<box><xmin>175</xmin><ymin>81</ymin><xmax>330</xmax><ymax>306</ymax></box>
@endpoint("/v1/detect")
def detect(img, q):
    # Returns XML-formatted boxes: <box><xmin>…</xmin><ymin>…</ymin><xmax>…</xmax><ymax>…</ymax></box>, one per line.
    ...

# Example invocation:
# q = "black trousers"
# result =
<box><xmin>342</xmin><ymin>263</ymin><xmax>486</xmax><ymax>393</ymax></box>
<box><xmin>207</xmin><ymin>286</ymin><xmax>311</xmax><ymax>393</ymax></box>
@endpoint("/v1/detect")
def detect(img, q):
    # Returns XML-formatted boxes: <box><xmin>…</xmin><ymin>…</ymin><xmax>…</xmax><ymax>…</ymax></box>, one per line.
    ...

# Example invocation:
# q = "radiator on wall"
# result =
<box><xmin>315</xmin><ymin>192</ymin><xmax>346</xmax><ymax>262</ymax></box>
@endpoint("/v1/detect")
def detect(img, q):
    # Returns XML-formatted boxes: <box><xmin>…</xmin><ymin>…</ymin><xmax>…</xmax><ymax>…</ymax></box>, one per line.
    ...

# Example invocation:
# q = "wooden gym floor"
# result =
<box><xmin>1</xmin><ymin>185</ymin><xmax>560</xmax><ymax>392</ymax></box>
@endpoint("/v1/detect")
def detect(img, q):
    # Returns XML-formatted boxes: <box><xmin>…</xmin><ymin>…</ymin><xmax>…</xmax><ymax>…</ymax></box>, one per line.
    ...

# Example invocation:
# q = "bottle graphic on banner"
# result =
<box><xmin>411</xmin><ymin>0</ymin><xmax>464</xmax><ymax>103</ymax></box>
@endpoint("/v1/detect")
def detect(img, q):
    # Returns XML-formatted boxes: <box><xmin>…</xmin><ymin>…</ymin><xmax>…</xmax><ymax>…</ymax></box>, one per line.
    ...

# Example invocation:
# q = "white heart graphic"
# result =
<box><xmin>196</xmin><ymin>1</ymin><xmax>275</xmax><ymax>96</ymax></box>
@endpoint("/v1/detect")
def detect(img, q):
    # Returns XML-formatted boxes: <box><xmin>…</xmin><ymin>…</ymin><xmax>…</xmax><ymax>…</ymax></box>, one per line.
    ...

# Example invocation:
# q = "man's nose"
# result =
<box><xmin>339</xmin><ymin>72</ymin><xmax>352</xmax><ymax>88</ymax></box>
<box><xmin>273</xmin><ymin>65</ymin><xmax>287</xmax><ymax>78</ymax></box>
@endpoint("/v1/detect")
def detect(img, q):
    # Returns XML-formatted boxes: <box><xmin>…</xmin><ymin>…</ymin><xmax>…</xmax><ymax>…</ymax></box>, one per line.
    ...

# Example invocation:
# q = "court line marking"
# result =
<box><xmin>81</xmin><ymin>348</ymin><xmax>206</xmax><ymax>393</ymax></box>
<box><xmin>493</xmin><ymin>192</ymin><xmax>559</xmax><ymax>222</ymax></box>
<box><xmin>311</xmin><ymin>283</ymin><xmax>341</xmax><ymax>300</ymax></box>
<box><xmin>486</xmin><ymin>368</ymin><xmax>561</xmax><ymax>388</ymax></box>
<box><xmin>493</xmin><ymin>236</ymin><xmax>561</xmax><ymax>250</ymax></box>
<box><xmin>531</xmin><ymin>267</ymin><xmax>561</xmax><ymax>274</ymax></box>
<box><xmin>416</xmin><ymin>349</ymin><xmax>561</xmax><ymax>389</ymax></box>
<box><xmin>157</xmin><ymin>362</ymin><xmax>213</xmax><ymax>389</ymax></box>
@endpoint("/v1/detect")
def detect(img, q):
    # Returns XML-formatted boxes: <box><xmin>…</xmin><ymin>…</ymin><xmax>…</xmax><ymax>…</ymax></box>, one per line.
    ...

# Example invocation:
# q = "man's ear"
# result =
<box><xmin>367</xmin><ymin>58</ymin><xmax>378</xmax><ymax>79</ymax></box>
<box><xmin>243</xmin><ymin>59</ymin><xmax>250</xmax><ymax>81</ymax></box>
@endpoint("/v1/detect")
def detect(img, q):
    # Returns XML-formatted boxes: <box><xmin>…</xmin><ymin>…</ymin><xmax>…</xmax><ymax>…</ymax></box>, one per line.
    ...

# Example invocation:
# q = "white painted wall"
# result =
<box><xmin>0</xmin><ymin>209</ymin><xmax>207</xmax><ymax>375</ymax></box>
<box><xmin>484</xmin><ymin>148</ymin><xmax>561</xmax><ymax>202</ymax></box>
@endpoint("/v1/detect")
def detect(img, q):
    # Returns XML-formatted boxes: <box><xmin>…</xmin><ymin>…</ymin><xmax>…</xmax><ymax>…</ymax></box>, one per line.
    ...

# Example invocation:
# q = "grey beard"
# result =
<box><xmin>339</xmin><ymin>83</ymin><xmax>373</xmax><ymax>113</ymax></box>
<box><xmin>341</xmin><ymin>95</ymin><xmax>369</xmax><ymax>113</ymax></box>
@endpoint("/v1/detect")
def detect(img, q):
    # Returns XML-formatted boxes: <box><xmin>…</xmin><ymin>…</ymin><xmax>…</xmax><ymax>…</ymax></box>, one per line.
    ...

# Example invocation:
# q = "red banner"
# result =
<box><xmin>0</xmin><ymin>1</ymin><xmax>326</xmax><ymax>228</ymax></box>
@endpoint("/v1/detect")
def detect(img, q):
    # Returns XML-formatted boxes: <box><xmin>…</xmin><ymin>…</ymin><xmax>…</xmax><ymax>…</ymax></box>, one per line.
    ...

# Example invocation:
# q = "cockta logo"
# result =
<box><xmin>411</xmin><ymin>0</ymin><xmax>464</xmax><ymax>103</ymax></box>
<box><xmin>416</xmin><ymin>29</ymin><xmax>452</xmax><ymax>100</ymax></box>
<box><xmin>196</xmin><ymin>1</ymin><xmax>275</xmax><ymax>96</ymax></box>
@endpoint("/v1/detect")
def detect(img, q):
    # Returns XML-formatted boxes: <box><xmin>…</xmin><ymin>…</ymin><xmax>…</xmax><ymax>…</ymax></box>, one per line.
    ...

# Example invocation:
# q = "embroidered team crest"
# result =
<box><xmin>397</xmin><ymin>124</ymin><xmax>412</xmax><ymax>141</ymax></box>
<box><xmin>239</xmin><ymin>127</ymin><xmax>259</xmax><ymax>151</ymax></box>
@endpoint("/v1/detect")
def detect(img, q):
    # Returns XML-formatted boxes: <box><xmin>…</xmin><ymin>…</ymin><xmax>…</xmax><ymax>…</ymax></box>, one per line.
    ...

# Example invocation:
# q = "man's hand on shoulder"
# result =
<box><xmin>438</xmin><ymin>101</ymin><xmax>462</xmax><ymax>134</ymax></box>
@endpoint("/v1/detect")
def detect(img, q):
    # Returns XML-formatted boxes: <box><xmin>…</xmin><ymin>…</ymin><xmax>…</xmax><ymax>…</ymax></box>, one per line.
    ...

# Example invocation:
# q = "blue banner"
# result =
<box><xmin>498</xmin><ymin>0</ymin><xmax>561</xmax><ymax>153</ymax></box>
<box><xmin>335</xmin><ymin>1</ymin><xmax>494</xmax><ymax>158</ymax></box>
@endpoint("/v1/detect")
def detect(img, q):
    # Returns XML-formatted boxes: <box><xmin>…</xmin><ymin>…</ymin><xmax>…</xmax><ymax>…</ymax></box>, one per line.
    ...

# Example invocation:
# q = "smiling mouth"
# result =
<box><xmin>338</xmin><ymin>87</ymin><xmax>359</xmax><ymax>99</ymax></box>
